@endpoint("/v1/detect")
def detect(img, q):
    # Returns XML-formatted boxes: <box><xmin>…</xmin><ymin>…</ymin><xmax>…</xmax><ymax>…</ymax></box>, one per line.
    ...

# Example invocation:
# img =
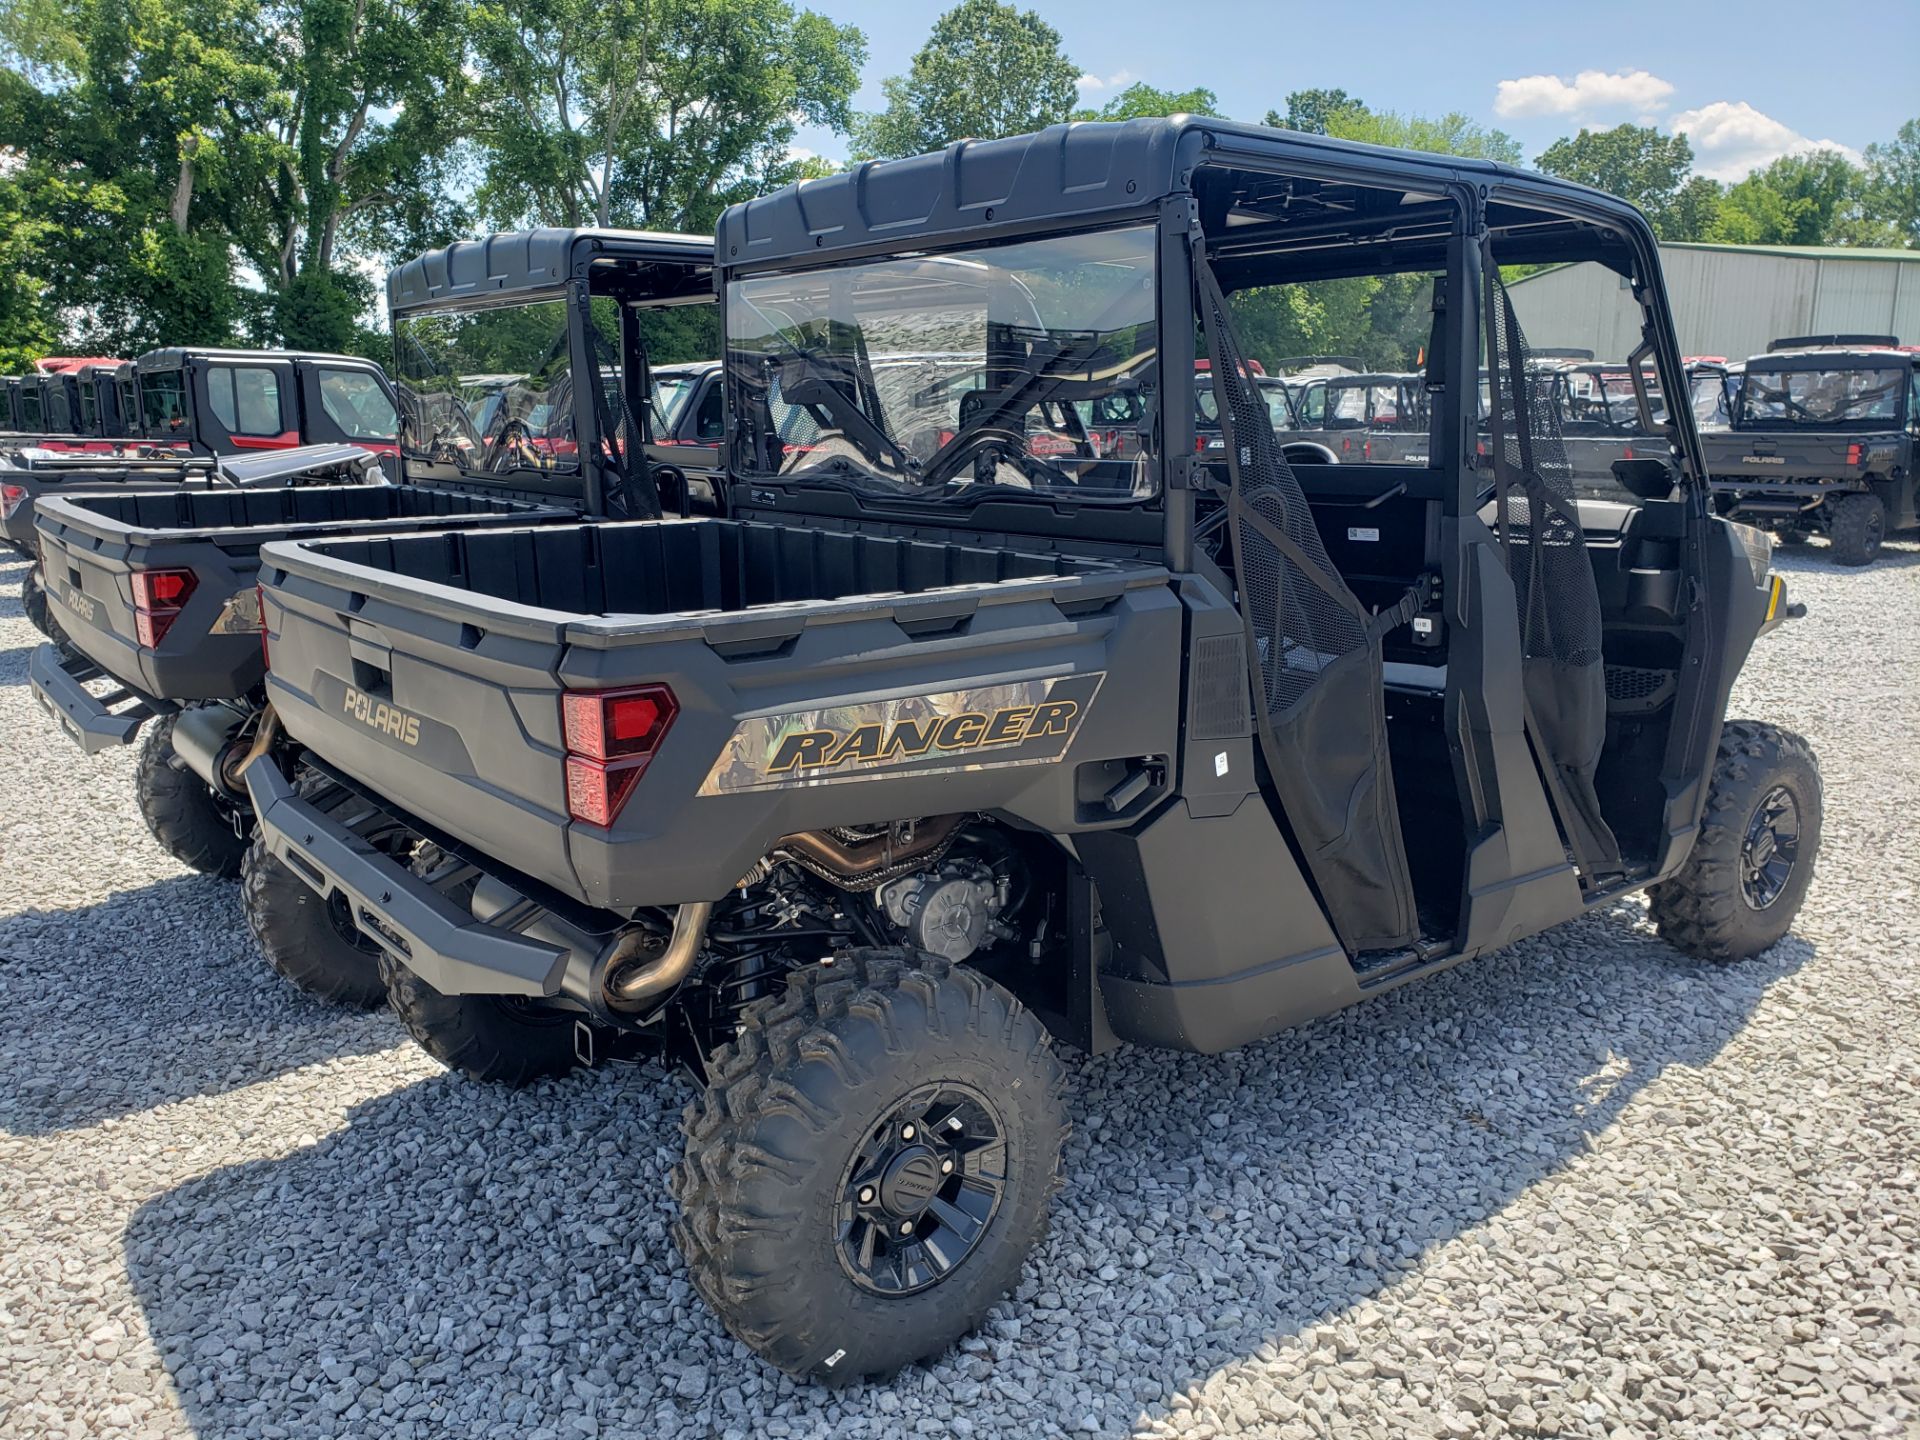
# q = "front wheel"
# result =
<box><xmin>135</xmin><ymin>714</ymin><xmax>249</xmax><ymax>877</ymax></box>
<box><xmin>672</xmin><ymin>949</ymin><xmax>1066</xmax><ymax>1384</ymax></box>
<box><xmin>1827</xmin><ymin>492</ymin><xmax>1885</xmax><ymax>566</ymax></box>
<box><xmin>240</xmin><ymin>837</ymin><xmax>388</xmax><ymax>1006</ymax></box>
<box><xmin>1649</xmin><ymin>720</ymin><xmax>1821</xmax><ymax>961</ymax></box>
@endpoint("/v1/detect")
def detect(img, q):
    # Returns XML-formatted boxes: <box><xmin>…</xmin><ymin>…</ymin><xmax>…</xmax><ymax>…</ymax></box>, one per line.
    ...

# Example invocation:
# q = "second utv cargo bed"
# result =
<box><xmin>257</xmin><ymin>518</ymin><xmax>1176</xmax><ymax>908</ymax></box>
<box><xmin>34</xmin><ymin>485</ymin><xmax>572</xmax><ymax>732</ymax></box>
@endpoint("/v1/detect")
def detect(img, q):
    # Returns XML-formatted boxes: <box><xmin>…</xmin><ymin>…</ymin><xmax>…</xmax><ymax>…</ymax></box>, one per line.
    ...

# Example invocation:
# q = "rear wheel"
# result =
<box><xmin>672</xmin><ymin>949</ymin><xmax>1065</xmax><ymax>1383</ymax></box>
<box><xmin>21</xmin><ymin>567</ymin><xmax>51</xmax><ymax>637</ymax></box>
<box><xmin>1827</xmin><ymin>492</ymin><xmax>1885</xmax><ymax>566</ymax></box>
<box><xmin>380</xmin><ymin>953</ymin><xmax>581</xmax><ymax>1086</ymax></box>
<box><xmin>240</xmin><ymin>837</ymin><xmax>388</xmax><ymax>1007</ymax></box>
<box><xmin>1649</xmin><ymin>720</ymin><xmax>1821</xmax><ymax>961</ymax></box>
<box><xmin>135</xmin><ymin>715</ymin><xmax>248</xmax><ymax>877</ymax></box>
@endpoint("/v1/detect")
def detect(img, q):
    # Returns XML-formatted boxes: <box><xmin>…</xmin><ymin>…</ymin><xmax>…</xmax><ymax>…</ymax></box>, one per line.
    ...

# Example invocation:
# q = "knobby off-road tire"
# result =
<box><xmin>1827</xmin><ymin>492</ymin><xmax>1885</xmax><ymax>566</ymax></box>
<box><xmin>21</xmin><ymin>567</ymin><xmax>52</xmax><ymax>637</ymax></box>
<box><xmin>379</xmin><ymin>951</ymin><xmax>580</xmax><ymax>1087</ymax></box>
<box><xmin>1649</xmin><ymin>720</ymin><xmax>1821</xmax><ymax>961</ymax></box>
<box><xmin>135</xmin><ymin>714</ymin><xmax>248</xmax><ymax>877</ymax></box>
<box><xmin>672</xmin><ymin>948</ymin><xmax>1066</xmax><ymax>1384</ymax></box>
<box><xmin>240</xmin><ymin>836</ymin><xmax>388</xmax><ymax>1007</ymax></box>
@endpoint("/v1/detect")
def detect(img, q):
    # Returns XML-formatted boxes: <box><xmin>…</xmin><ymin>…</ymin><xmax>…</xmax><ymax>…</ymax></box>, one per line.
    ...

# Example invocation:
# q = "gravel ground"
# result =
<box><xmin>1</xmin><ymin>536</ymin><xmax>1916</xmax><ymax>1440</ymax></box>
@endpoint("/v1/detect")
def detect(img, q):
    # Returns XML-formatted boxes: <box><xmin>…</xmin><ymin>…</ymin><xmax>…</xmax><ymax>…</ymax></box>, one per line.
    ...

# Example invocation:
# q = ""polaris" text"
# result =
<box><xmin>343</xmin><ymin>686</ymin><xmax>421</xmax><ymax>747</ymax></box>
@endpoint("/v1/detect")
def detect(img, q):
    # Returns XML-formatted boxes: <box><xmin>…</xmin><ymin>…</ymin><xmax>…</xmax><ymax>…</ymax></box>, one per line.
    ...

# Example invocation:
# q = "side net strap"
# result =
<box><xmin>1194</xmin><ymin>257</ymin><xmax>1417</xmax><ymax>955</ymax></box>
<box><xmin>1480</xmin><ymin>242</ymin><xmax>1622</xmax><ymax>881</ymax></box>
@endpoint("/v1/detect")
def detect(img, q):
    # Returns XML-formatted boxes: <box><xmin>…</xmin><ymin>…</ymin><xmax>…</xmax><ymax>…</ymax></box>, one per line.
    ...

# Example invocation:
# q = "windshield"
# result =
<box><xmin>727</xmin><ymin>225</ymin><xmax>1159</xmax><ymax>501</ymax></box>
<box><xmin>139</xmin><ymin>371</ymin><xmax>188</xmax><ymax>433</ymax></box>
<box><xmin>1690</xmin><ymin>371</ymin><xmax>1732</xmax><ymax>431</ymax></box>
<box><xmin>1737</xmin><ymin>366</ymin><xmax>1906</xmax><ymax>427</ymax></box>
<box><xmin>650</xmin><ymin>372</ymin><xmax>700</xmax><ymax>432</ymax></box>
<box><xmin>394</xmin><ymin>299</ymin><xmax>583</xmax><ymax>473</ymax></box>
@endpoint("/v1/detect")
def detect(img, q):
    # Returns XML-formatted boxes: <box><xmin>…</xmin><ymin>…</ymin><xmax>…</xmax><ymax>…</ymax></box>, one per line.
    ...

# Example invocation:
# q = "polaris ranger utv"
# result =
<box><xmin>1702</xmin><ymin>338</ymin><xmax>1918</xmax><ymax>564</ymax></box>
<box><xmin>241</xmin><ymin>119</ymin><xmax>1818</xmax><ymax>1382</ymax></box>
<box><xmin>24</xmin><ymin>230</ymin><xmax>714</xmax><ymax>973</ymax></box>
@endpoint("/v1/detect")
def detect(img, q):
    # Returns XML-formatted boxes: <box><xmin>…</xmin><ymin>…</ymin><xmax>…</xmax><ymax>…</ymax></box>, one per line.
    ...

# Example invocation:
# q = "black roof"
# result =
<box><xmin>387</xmin><ymin>228</ymin><xmax>713</xmax><ymax>313</ymax></box>
<box><xmin>1745</xmin><ymin>346</ymin><xmax>1916</xmax><ymax>372</ymax></box>
<box><xmin>137</xmin><ymin>347</ymin><xmax>383</xmax><ymax>371</ymax></box>
<box><xmin>716</xmin><ymin>117</ymin><xmax>1648</xmax><ymax>273</ymax></box>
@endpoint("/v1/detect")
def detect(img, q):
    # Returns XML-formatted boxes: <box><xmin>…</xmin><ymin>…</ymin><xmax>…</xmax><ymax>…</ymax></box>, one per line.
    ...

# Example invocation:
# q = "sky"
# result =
<box><xmin>790</xmin><ymin>0</ymin><xmax>1919</xmax><ymax>181</ymax></box>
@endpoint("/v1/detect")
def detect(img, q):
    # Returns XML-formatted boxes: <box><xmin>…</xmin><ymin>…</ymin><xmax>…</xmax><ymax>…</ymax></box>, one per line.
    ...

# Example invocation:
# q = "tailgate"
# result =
<box><xmin>38</xmin><ymin>487</ymin><xmax>572</xmax><ymax>704</ymax></box>
<box><xmin>260</xmin><ymin>521</ymin><xmax>1177</xmax><ymax>909</ymax></box>
<box><xmin>1702</xmin><ymin>430</ymin><xmax>1880</xmax><ymax>483</ymax></box>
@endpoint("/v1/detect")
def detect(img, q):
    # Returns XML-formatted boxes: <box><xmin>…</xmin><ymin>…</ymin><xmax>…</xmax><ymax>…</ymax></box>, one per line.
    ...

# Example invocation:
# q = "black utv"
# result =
<box><xmin>25</xmin><ymin>229</ymin><xmax>715</xmax><ymax>917</ymax></box>
<box><xmin>1701</xmin><ymin>338</ymin><xmax>1918</xmax><ymax>564</ymax></box>
<box><xmin>240</xmin><ymin>119</ymin><xmax>1818</xmax><ymax>1383</ymax></box>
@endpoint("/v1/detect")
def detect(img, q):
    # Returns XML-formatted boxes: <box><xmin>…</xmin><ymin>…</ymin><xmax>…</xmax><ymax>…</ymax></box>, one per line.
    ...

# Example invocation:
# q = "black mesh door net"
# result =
<box><xmin>1195</xmin><ymin>260</ymin><xmax>1418</xmax><ymax>956</ymax></box>
<box><xmin>1482</xmin><ymin>254</ymin><xmax>1622</xmax><ymax>880</ymax></box>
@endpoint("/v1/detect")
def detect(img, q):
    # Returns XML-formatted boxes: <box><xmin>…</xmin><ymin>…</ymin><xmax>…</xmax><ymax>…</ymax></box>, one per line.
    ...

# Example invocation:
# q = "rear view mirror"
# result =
<box><xmin>1611</xmin><ymin>457</ymin><xmax>1676</xmax><ymax>501</ymax></box>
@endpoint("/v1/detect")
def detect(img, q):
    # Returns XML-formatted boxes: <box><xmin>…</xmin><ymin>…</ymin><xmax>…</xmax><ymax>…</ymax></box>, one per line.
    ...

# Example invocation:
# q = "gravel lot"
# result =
<box><xmin>2</xmin><ymin>536</ymin><xmax>1916</xmax><ymax>1440</ymax></box>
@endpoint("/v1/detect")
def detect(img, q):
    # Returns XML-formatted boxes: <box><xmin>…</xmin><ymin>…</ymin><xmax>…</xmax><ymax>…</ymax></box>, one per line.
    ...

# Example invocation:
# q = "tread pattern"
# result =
<box><xmin>240</xmin><ymin>837</ymin><xmax>388</xmax><ymax>1007</ymax></box>
<box><xmin>379</xmin><ymin>952</ymin><xmax>579</xmax><ymax>1088</ymax></box>
<box><xmin>1648</xmin><ymin>720</ymin><xmax>1821</xmax><ymax>961</ymax></box>
<box><xmin>1827</xmin><ymin>492</ymin><xmax>1885</xmax><ymax>567</ymax></box>
<box><xmin>135</xmin><ymin>715</ymin><xmax>248</xmax><ymax>878</ymax></box>
<box><xmin>670</xmin><ymin>948</ymin><xmax>1065</xmax><ymax>1384</ymax></box>
<box><xmin>21</xmin><ymin>569</ymin><xmax>51</xmax><ymax>638</ymax></box>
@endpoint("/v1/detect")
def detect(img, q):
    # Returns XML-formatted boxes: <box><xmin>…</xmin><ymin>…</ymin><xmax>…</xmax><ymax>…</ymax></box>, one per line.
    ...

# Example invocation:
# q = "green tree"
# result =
<box><xmin>1072</xmin><ymin>81</ymin><xmax>1219</xmax><ymax>124</ymax></box>
<box><xmin>470</xmin><ymin>0</ymin><xmax>864</xmax><ymax>234</ymax></box>
<box><xmin>1264</xmin><ymin>88</ymin><xmax>1364</xmax><ymax>136</ymax></box>
<box><xmin>1856</xmin><ymin>118</ymin><xmax>1919</xmax><ymax>247</ymax></box>
<box><xmin>1325</xmin><ymin>105</ymin><xmax>1521</xmax><ymax>164</ymax></box>
<box><xmin>1711</xmin><ymin>151</ymin><xmax>1863</xmax><ymax>247</ymax></box>
<box><xmin>0</xmin><ymin>0</ymin><xmax>472</xmax><ymax>354</ymax></box>
<box><xmin>0</xmin><ymin>175</ymin><xmax>57</xmax><ymax>368</ymax></box>
<box><xmin>1535</xmin><ymin>124</ymin><xmax>1719</xmax><ymax>240</ymax></box>
<box><xmin>1536</xmin><ymin>123</ymin><xmax>1735</xmax><ymax>240</ymax></box>
<box><xmin>852</xmin><ymin>0</ymin><xmax>1077</xmax><ymax>160</ymax></box>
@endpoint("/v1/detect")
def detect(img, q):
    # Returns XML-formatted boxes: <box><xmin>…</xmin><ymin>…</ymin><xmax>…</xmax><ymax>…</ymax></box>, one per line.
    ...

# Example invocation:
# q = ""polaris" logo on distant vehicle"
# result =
<box><xmin>342</xmin><ymin>686</ymin><xmax>421</xmax><ymax>747</ymax></box>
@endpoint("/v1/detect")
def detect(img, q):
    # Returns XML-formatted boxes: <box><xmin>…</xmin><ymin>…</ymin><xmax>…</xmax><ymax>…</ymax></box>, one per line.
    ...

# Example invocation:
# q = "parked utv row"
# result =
<box><xmin>25</xmin><ymin>119</ymin><xmax>1823</xmax><ymax>1386</ymax></box>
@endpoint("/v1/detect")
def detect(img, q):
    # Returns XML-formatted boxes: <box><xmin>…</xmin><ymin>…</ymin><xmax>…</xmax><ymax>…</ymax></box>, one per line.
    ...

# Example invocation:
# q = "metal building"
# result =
<box><xmin>1507</xmin><ymin>242</ymin><xmax>1920</xmax><ymax>362</ymax></box>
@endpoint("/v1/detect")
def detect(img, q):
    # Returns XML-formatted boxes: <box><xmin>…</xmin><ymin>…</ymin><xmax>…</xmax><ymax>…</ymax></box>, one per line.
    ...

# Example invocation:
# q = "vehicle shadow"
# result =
<box><xmin>0</xmin><ymin>874</ymin><xmax>400</xmax><ymax>1137</ymax></box>
<box><xmin>124</xmin><ymin>902</ymin><xmax>1808</xmax><ymax>1438</ymax></box>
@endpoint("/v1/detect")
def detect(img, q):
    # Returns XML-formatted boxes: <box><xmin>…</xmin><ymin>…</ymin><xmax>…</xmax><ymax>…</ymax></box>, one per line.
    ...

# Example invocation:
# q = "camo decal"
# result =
<box><xmin>698</xmin><ymin>672</ymin><xmax>1104</xmax><ymax>795</ymax></box>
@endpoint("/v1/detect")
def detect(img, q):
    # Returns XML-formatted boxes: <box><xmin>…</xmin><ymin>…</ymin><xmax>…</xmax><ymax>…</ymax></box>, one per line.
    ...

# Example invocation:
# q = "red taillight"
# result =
<box><xmin>560</xmin><ymin>685</ymin><xmax>677</xmax><ymax>826</ymax></box>
<box><xmin>132</xmin><ymin>567</ymin><xmax>196</xmax><ymax>649</ymax></box>
<box><xmin>1</xmin><ymin>483</ymin><xmax>24</xmax><ymax>518</ymax></box>
<box><xmin>1623</xmin><ymin>444</ymin><xmax>1635</xmax><ymax>460</ymax></box>
<box><xmin>1845</xmin><ymin>443</ymin><xmax>1862</xmax><ymax>466</ymax></box>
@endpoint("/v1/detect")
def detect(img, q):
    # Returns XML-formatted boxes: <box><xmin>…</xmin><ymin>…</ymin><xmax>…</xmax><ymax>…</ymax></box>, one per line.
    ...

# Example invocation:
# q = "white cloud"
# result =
<box><xmin>1494</xmin><ymin>69</ymin><xmax>1675</xmax><ymax>119</ymax></box>
<box><xmin>1669</xmin><ymin>100</ymin><xmax>1861</xmax><ymax>181</ymax></box>
<box><xmin>1075</xmin><ymin>69</ymin><xmax>1135</xmax><ymax>94</ymax></box>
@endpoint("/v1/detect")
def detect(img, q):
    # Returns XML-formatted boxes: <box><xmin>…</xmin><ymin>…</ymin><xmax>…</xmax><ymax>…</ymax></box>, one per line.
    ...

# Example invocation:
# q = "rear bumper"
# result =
<box><xmin>246</xmin><ymin>759</ymin><xmax>570</xmax><ymax>998</ymax></box>
<box><xmin>28</xmin><ymin>643</ymin><xmax>162</xmax><ymax>753</ymax></box>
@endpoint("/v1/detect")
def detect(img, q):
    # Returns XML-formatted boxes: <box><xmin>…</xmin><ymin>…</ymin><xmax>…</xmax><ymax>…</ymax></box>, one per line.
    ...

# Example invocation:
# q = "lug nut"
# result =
<box><xmin>899</xmin><ymin>1220</ymin><xmax>914</xmax><ymax>1236</ymax></box>
<box><xmin>901</xmin><ymin>1124</ymin><xmax>916</xmax><ymax>1141</ymax></box>
<box><xmin>858</xmin><ymin>1186</ymin><xmax>875</xmax><ymax>1204</ymax></box>
<box><xmin>940</xmin><ymin>1159</ymin><xmax>954</xmax><ymax>1174</ymax></box>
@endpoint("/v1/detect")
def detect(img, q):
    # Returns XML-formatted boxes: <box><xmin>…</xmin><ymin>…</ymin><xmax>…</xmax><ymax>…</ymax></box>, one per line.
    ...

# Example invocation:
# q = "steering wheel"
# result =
<box><xmin>930</xmin><ymin>425</ymin><xmax>1079</xmax><ymax>490</ymax></box>
<box><xmin>487</xmin><ymin>418</ymin><xmax>533</xmax><ymax>472</ymax></box>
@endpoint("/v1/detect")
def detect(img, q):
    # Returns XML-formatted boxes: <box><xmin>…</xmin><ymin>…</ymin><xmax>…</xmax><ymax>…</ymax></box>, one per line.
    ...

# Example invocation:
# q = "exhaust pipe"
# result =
<box><xmin>600</xmin><ymin>900</ymin><xmax>715</xmax><ymax>1012</ymax></box>
<box><xmin>773</xmin><ymin>814</ymin><xmax>965</xmax><ymax>888</ymax></box>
